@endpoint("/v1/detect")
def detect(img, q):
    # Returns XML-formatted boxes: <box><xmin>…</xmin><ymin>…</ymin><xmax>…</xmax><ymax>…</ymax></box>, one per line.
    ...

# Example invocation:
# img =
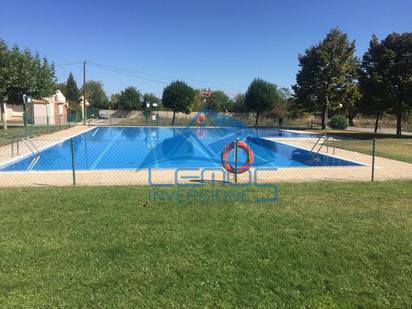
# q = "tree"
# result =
<box><xmin>232</xmin><ymin>94</ymin><xmax>248</xmax><ymax>113</ymax></box>
<box><xmin>206</xmin><ymin>90</ymin><xmax>231</xmax><ymax>112</ymax></box>
<box><xmin>7</xmin><ymin>47</ymin><xmax>38</xmax><ymax>102</ymax></box>
<box><xmin>0</xmin><ymin>43</ymin><xmax>56</xmax><ymax>104</ymax></box>
<box><xmin>359</xmin><ymin>33</ymin><xmax>412</xmax><ymax>136</ymax></box>
<box><xmin>34</xmin><ymin>57</ymin><xmax>56</xmax><ymax>99</ymax></box>
<box><xmin>293</xmin><ymin>28</ymin><xmax>360</xmax><ymax>129</ymax></box>
<box><xmin>82</xmin><ymin>80</ymin><xmax>110</xmax><ymax>109</ymax></box>
<box><xmin>245</xmin><ymin>78</ymin><xmax>280</xmax><ymax>126</ymax></box>
<box><xmin>55</xmin><ymin>82</ymin><xmax>67</xmax><ymax>97</ymax></box>
<box><xmin>193</xmin><ymin>90</ymin><xmax>204</xmax><ymax>111</ymax></box>
<box><xmin>0</xmin><ymin>40</ymin><xmax>10</xmax><ymax>127</ymax></box>
<box><xmin>358</xmin><ymin>35</ymin><xmax>386</xmax><ymax>133</ymax></box>
<box><xmin>0</xmin><ymin>39</ymin><xmax>56</xmax><ymax>129</ymax></box>
<box><xmin>0</xmin><ymin>40</ymin><xmax>10</xmax><ymax>99</ymax></box>
<box><xmin>143</xmin><ymin>93</ymin><xmax>160</xmax><ymax>109</ymax></box>
<box><xmin>268</xmin><ymin>88</ymin><xmax>294</xmax><ymax>127</ymax></box>
<box><xmin>162</xmin><ymin>81</ymin><xmax>195</xmax><ymax>125</ymax></box>
<box><xmin>117</xmin><ymin>86</ymin><xmax>141</xmax><ymax>110</ymax></box>
<box><xmin>110</xmin><ymin>93</ymin><xmax>121</xmax><ymax>110</ymax></box>
<box><xmin>341</xmin><ymin>83</ymin><xmax>361</xmax><ymax>126</ymax></box>
<box><xmin>65</xmin><ymin>72</ymin><xmax>80</xmax><ymax>106</ymax></box>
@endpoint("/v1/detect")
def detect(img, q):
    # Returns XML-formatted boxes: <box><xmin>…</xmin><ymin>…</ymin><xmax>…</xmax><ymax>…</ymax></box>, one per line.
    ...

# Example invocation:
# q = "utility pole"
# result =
<box><xmin>325</xmin><ymin>96</ymin><xmax>329</xmax><ymax>130</ymax></box>
<box><xmin>1</xmin><ymin>96</ymin><xmax>7</xmax><ymax>130</ymax></box>
<box><xmin>83</xmin><ymin>61</ymin><xmax>87</xmax><ymax>125</ymax></box>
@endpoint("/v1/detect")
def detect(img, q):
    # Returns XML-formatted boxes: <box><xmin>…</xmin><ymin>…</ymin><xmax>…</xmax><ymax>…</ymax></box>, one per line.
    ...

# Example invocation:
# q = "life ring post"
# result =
<box><xmin>221</xmin><ymin>139</ymin><xmax>254</xmax><ymax>177</ymax></box>
<box><xmin>234</xmin><ymin>138</ymin><xmax>239</xmax><ymax>183</ymax></box>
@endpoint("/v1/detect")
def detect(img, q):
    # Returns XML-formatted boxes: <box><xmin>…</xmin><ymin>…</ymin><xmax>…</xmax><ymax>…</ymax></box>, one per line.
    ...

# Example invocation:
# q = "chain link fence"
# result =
<box><xmin>0</xmin><ymin>111</ymin><xmax>411</xmax><ymax>187</ymax></box>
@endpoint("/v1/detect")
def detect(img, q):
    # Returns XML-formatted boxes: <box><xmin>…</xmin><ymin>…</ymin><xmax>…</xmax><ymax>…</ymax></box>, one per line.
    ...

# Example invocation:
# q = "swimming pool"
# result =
<box><xmin>0</xmin><ymin>127</ymin><xmax>361</xmax><ymax>171</ymax></box>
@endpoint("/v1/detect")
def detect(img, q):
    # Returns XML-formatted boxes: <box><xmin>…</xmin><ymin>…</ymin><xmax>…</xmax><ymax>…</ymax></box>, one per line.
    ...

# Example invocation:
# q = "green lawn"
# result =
<box><xmin>0</xmin><ymin>182</ymin><xmax>411</xmax><ymax>307</ymax></box>
<box><xmin>0</xmin><ymin>125</ymin><xmax>71</xmax><ymax>145</ymax></box>
<box><xmin>332</xmin><ymin>138</ymin><xmax>412</xmax><ymax>164</ymax></box>
<box><xmin>315</xmin><ymin>130</ymin><xmax>412</xmax><ymax>164</ymax></box>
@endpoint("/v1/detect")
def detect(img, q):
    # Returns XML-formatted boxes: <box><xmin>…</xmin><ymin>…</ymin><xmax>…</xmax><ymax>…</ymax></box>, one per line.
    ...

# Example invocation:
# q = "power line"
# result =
<box><xmin>88</xmin><ymin>63</ymin><xmax>170</xmax><ymax>85</ymax></box>
<box><xmin>88</xmin><ymin>61</ymin><xmax>244</xmax><ymax>93</ymax></box>
<box><xmin>55</xmin><ymin>62</ymin><xmax>83</xmax><ymax>67</ymax></box>
<box><xmin>87</xmin><ymin>61</ymin><xmax>247</xmax><ymax>90</ymax></box>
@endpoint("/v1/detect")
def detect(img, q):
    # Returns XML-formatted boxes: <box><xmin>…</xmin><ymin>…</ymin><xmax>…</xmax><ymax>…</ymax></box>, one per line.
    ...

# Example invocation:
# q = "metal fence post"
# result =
<box><xmin>16</xmin><ymin>136</ymin><xmax>19</xmax><ymax>155</ymax></box>
<box><xmin>234</xmin><ymin>138</ymin><xmax>239</xmax><ymax>184</ymax></box>
<box><xmin>70</xmin><ymin>138</ymin><xmax>76</xmax><ymax>186</ymax></box>
<box><xmin>371</xmin><ymin>137</ymin><xmax>376</xmax><ymax>182</ymax></box>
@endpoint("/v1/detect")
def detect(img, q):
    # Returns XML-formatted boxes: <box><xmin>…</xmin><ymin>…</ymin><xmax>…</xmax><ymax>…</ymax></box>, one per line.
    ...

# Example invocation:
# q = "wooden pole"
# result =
<box><xmin>83</xmin><ymin>61</ymin><xmax>87</xmax><ymax>125</ymax></box>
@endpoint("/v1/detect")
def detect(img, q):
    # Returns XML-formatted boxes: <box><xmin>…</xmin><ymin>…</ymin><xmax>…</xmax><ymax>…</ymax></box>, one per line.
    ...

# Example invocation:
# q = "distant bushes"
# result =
<box><xmin>328</xmin><ymin>114</ymin><xmax>348</xmax><ymax>130</ymax></box>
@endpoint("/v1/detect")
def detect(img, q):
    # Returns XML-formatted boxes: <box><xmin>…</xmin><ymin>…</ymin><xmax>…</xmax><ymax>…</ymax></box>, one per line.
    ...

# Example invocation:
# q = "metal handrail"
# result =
<box><xmin>316</xmin><ymin>135</ymin><xmax>336</xmax><ymax>155</ymax></box>
<box><xmin>21</xmin><ymin>138</ymin><xmax>40</xmax><ymax>156</ymax></box>
<box><xmin>310</xmin><ymin>134</ymin><xmax>325</xmax><ymax>152</ymax></box>
<box><xmin>311</xmin><ymin>133</ymin><xmax>336</xmax><ymax>155</ymax></box>
<box><xmin>20</xmin><ymin>138</ymin><xmax>41</xmax><ymax>171</ymax></box>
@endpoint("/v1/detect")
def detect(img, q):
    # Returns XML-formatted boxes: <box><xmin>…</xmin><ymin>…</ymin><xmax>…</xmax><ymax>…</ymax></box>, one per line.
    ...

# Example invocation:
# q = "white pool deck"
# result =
<box><xmin>0</xmin><ymin>126</ymin><xmax>411</xmax><ymax>187</ymax></box>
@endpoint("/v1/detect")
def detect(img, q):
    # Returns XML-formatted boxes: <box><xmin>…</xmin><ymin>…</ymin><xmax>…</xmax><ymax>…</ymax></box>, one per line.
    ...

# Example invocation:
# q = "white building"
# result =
<box><xmin>2</xmin><ymin>90</ymin><xmax>69</xmax><ymax>125</ymax></box>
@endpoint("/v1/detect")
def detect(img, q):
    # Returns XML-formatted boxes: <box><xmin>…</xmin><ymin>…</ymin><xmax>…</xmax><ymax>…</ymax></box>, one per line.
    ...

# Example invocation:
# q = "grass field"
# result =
<box><xmin>0</xmin><ymin>125</ymin><xmax>70</xmax><ymax>145</ymax></box>
<box><xmin>333</xmin><ymin>138</ymin><xmax>412</xmax><ymax>164</ymax></box>
<box><xmin>0</xmin><ymin>182</ymin><xmax>411</xmax><ymax>307</ymax></box>
<box><xmin>316</xmin><ymin>131</ymin><xmax>412</xmax><ymax>164</ymax></box>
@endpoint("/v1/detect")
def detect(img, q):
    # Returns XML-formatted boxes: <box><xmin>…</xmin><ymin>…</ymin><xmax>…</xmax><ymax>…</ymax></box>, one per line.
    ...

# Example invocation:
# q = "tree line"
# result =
<box><xmin>61</xmin><ymin>28</ymin><xmax>410</xmax><ymax>135</ymax></box>
<box><xmin>294</xmin><ymin>28</ymin><xmax>412</xmax><ymax>136</ymax></box>
<box><xmin>2</xmin><ymin>30</ymin><xmax>412</xmax><ymax>135</ymax></box>
<box><xmin>0</xmin><ymin>40</ymin><xmax>56</xmax><ymax>104</ymax></box>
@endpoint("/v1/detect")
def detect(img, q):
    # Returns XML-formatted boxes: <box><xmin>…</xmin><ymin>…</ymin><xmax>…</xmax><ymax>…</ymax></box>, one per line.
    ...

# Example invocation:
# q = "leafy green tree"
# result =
<box><xmin>206</xmin><ymin>90</ymin><xmax>231</xmax><ymax>112</ymax></box>
<box><xmin>0</xmin><ymin>40</ymin><xmax>10</xmax><ymax>99</ymax></box>
<box><xmin>267</xmin><ymin>88</ymin><xmax>294</xmax><ymax>127</ymax></box>
<box><xmin>232</xmin><ymin>94</ymin><xmax>248</xmax><ymax>113</ymax></box>
<box><xmin>162</xmin><ymin>81</ymin><xmax>195</xmax><ymax>125</ymax></box>
<box><xmin>0</xmin><ymin>40</ymin><xmax>10</xmax><ymax>127</ymax></box>
<box><xmin>359</xmin><ymin>33</ymin><xmax>412</xmax><ymax>136</ymax></box>
<box><xmin>293</xmin><ymin>28</ymin><xmax>360</xmax><ymax>129</ymax></box>
<box><xmin>193</xmin><ymin>90</ymin><xmax>205</xmax><ymax>111</ymax></box>
<box><xmin>7</xmin><ymin>47</ymin><xmax>37</xmax><ymax>102</ymax></box>
<box><xmin>0</xmin><ymin>40</ymin><xmax>56</xmax><ymax>107</ymax></box>
<box><xmin>143</xmin><ymin>93</ymin><xmax>160</xmax><ymax>109</ymax></box>
<box><xmin>110</xmin><ymin>93</ymin><xmax>121</xmax><ymax>109</ymax></box>
<box><xmin>117</xmin><ymin>86</ymin><xmax>141</xmax><ymax>110</ymax></box>
<box><xmin>82</xmin><ymin>80</ymin><xmax>110</xmax><ymax>109</ymax></box>
<box><xmin>341</xmin><ymin>83</ymin><xmax>361</xmax><ymax>126</ymax></box>
<box><xmin>358</xmin><ymin>35</ymin><xmax>387</xmax><ymax>133</ymax></box>
<box><xmin>65</xmin><ymin>72</ymin><xmax>80</xmax><ymax>106</ymax></box>
<box><xmin>245</xmin><ymin>78</ymin><xmax>280</xmax><ymax>126</ymax></box>
<box><xmin>34</xmin><ymin>57</ymin><xmax>56</xmax><ymax>98</ymax></box>
<box><xmin>55</xmin><ymin>82</ymin><xmax>67</xmax><ymax>97</ymax></box>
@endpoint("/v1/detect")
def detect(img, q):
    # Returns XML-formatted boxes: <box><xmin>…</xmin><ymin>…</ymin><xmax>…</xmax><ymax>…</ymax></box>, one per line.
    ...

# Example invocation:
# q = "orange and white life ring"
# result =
<box><xmin>196</xmin><ymin>113</ymin><xmax>206</xmax><ymax>125</ymax></box>
<box><xmin>197</xmin><ymin>128</ymin><xmax>206</xmax><ymax>138</ymax></box>
<box><xmin>221</xmin><ymin>140</ymin><xmax>254</xmax><ymax>174</ymax></box>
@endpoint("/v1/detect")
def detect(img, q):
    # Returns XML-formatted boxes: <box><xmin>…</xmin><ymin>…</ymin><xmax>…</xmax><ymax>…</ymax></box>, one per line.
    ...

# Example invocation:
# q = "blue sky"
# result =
<box><xmin>1</xmin><ymin>0</ymin><xmax>411</xmax><ymax>98</ymax></box>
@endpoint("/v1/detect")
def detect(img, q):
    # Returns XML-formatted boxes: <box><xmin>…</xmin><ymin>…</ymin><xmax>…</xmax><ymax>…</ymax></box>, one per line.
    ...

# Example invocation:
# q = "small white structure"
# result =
<box><xmin>2</xmin><ymin>90</ymin><xmax>69</xmax><ymax>125</ymax></box>
<box><xmin>80</xmin><ymin>95</ymin><xmax>90</xmax><ymax>120</ymax></box>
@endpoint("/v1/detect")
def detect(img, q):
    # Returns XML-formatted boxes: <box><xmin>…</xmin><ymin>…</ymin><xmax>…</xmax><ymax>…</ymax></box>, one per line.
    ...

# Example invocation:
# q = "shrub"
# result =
<box><xmin>328</xmin><ymin>114</ymin><xmax>349</xmax><ymax>130</ymax></box>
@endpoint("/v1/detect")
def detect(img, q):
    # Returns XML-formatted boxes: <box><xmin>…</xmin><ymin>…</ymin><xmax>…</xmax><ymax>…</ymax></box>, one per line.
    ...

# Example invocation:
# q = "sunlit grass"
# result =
<box><xmin>0</xmin><ymin>125</ymin><xmax>71</xmax><ymax>145</ymax></box>
<box><xmin>0</xmin><ymin>182</ymin><xmax>411</xmax><ymax>307</ymax></box>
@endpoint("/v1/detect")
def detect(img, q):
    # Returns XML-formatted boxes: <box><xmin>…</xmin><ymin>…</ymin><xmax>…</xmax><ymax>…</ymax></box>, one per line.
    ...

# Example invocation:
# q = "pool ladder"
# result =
<box><xmin>310</xmin><ymin>134</ymin><xmax>336</xmax><ymax>163</ymax></box>
<box><xmin>20</xmin><ymin>138</ymin><xmax>41</xmax><ymax>171</ymax></box>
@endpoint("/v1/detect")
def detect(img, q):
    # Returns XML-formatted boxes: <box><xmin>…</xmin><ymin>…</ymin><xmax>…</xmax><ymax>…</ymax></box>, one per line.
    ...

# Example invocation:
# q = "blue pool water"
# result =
<box><xmin>0</xmin><ymin>127</ymin><xmax>361</xmax><ymax>171</ymax></box>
